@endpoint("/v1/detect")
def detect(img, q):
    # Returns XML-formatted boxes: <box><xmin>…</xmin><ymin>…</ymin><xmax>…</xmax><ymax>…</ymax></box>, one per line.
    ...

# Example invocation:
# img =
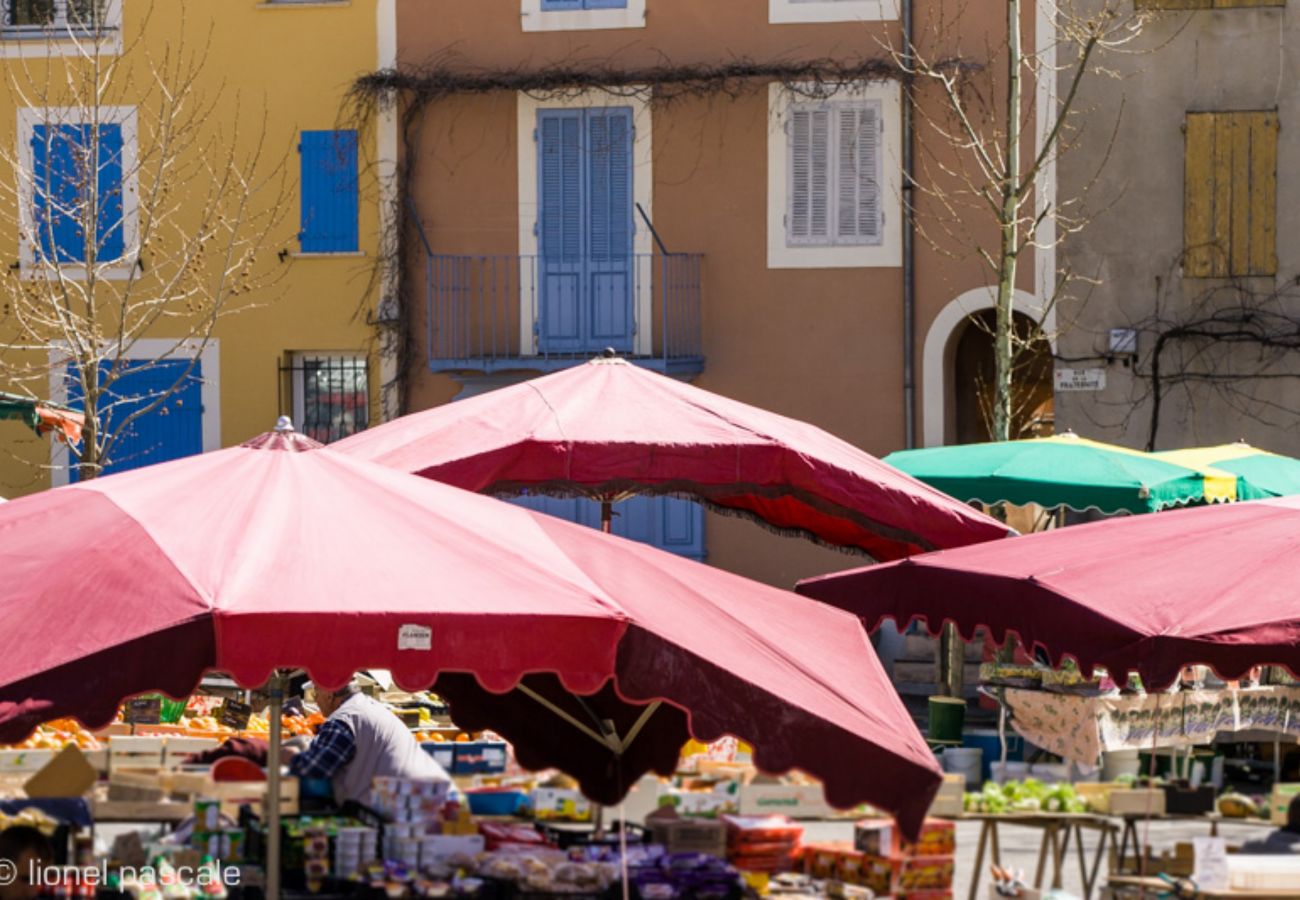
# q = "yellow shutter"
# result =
<box><xmin>1135</xmin><ymin>0</ymin><xmax>1212</xmax><ymax>8</ymax></box>
<box><xmin>1184</xmin><ymin>111</ymin><xmax>1277</xmax><ymax>278</ymax></box>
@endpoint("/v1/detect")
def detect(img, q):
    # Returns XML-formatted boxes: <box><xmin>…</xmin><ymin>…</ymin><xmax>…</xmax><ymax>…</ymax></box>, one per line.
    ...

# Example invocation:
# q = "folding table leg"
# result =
<box><xmin>968</xmin><ymin>821</ymin><xmax>991</xmax><ymax>900</ymax></box>
<box><xmin>1033</xmin><ymin>825</ymin><xmax>1054</xmax><ymax>889</ymax></box>
<box><xmin>1052</xmin><ymin>823</ymin><xmax>1070</xmax><ymax>889</ymax></box>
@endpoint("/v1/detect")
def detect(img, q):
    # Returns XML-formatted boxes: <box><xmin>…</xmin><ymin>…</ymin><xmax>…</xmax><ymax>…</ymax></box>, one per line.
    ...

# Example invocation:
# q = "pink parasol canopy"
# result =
<box><xmin>0</xmin><ymin>427</ymin><xmax>941</xmax><ymax>835</ymax></box>
<box><xmin>797</xmin><ymin>496</ymin><xmax>1300</xmax><ymax>689</ymax></box>
<box><xmin>332</xmin><ymin>357</ymin><xmax>1010</xmax><ymax>560</ymax></box>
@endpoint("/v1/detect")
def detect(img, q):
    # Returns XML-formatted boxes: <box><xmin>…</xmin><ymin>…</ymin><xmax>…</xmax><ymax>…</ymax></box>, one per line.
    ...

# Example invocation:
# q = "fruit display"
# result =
<box><xmin>963</xmin><ymin>779</ymin><xmax>1087</xmax><ymax>814</ymax></box>
<box><xmin>0</xmin><ymin>807</ymin><xmax>58</xmax><ymax>836</ymax></box>
<box><xmin>4</xmin><ymin>718</ymin><xmax>100</xmax><ymax>751</ymax></box>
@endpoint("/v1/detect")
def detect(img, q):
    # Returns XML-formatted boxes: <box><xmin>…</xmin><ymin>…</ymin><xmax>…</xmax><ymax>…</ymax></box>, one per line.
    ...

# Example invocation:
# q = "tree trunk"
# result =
<box><xmin>992</xmin><ymin>0</ymin><xmax>1023</xmax><ymax>445</ymax></box>
<box><xmin>77</xmin><ymin>361</ymin><xmax>100</xmax><ymax>481</ymax></box>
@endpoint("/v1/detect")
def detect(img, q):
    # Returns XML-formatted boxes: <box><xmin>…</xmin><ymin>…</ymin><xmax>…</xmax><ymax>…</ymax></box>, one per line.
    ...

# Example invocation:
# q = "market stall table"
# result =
<box><xmin>961</xmin><ymin>812</ymin><xmax>1119</xmax><ymax>900</ymax></box>
<box><xmin>1113</xmin><ymin>814</ymin><xmax>1275</xmax><ymax>875</ymax></box>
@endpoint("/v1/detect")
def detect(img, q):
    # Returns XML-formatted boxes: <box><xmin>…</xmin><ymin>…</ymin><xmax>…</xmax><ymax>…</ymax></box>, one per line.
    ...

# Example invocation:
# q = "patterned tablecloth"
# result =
<box><xmin>1004</xmin><ymin>685</ymin><xmax>1300</xmax><ymax>765</ymax></box>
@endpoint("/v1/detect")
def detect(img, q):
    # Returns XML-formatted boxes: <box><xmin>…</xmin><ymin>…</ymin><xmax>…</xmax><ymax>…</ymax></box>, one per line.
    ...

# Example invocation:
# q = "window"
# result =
<box><xmin>787</xmin><ymin>100</ymin><xmax>881</xmax><ymax>247</ymax></box>
<box><xmin>287</xmin><ymin>354</ymin><xmax>370</xmax><ymax>443</ymax></box>
<box><xmin>769</xmin><ymin>0</ymin><xmax>898</xmax><ymax>24</ymax></box>
<box><xmin>768</xmin><ymin>82</ymin><xmax>900</xmax><ymax>268</ymax></box>
<box><xmin>1184</xmin><ymin>111</ymin><xmax>1277</xmax><ymax>278</ymax></box>
<box><xmin>521</xmin><ymin>0</ymin><xmax>645</xmax><ymax>32</ymax></box>
<box><xmin>1136</xmin><ymin>0</ymin><xmax>1281</xmax><ymax>9</ymax></box>
<box><xmin>4</xmin><ymin>0</ymin><xmax>104</xmax><ymax>32</ymax></box>
<box><xmin>298</xmin><ymin>130</ymin><xmax>359</xmax><ymax>254</ymax></box>
<box><xmin>19</xmin><ymin>106</ymin><xmax>137</xmax><ymax>274</ymax></box>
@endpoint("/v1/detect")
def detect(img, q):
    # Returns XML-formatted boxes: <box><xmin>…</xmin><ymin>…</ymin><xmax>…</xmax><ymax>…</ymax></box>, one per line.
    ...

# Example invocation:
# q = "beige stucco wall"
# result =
<box><xmin>1056</xmin><ymin>4</ymin><xmax>1300</xmax><ymax>453</ymax></box>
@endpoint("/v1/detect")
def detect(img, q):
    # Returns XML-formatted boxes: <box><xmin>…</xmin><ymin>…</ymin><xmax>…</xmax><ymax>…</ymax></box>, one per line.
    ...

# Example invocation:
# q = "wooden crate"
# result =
<box><xmin>214</xmin><ymin>778</ymin><xmax>299</xmax><ymax>819</ymax></box>
<box><xmin>1108</xmin><ymin>789</ymin><xmax>1166</xmax><ymax>816</ymax></box>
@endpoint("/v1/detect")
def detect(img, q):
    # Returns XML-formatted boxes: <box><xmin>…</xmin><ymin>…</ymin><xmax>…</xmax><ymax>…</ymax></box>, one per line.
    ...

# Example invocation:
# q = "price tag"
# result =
<box><xmin>217</xmin><ymin>699</ymin><xmax>253</xmax><ymax>731</ymax></box>
<box><xmin>125</xmin><ymin>697</ymin><xmax>162</xmax><ymax>725</ymax></box>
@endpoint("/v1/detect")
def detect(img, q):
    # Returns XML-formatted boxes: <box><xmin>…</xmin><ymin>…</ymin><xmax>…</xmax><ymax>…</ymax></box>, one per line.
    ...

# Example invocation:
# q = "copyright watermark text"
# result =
<box><xmin>0</xmin><ymin>860</ymin><xmax>241</xmax><ymax>889</ymax></box>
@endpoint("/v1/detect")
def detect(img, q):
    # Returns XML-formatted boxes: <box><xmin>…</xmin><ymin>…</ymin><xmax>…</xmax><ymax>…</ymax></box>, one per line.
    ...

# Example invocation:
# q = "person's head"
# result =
<box><xmin>314</xmin><ymin>681</ymin><xmax>360</xmax><ymax>718</ymax></box>
<box><xmin>0</xmin><ymin>826</ymin><xmax>52</xmax><ymax>900</ymax></box>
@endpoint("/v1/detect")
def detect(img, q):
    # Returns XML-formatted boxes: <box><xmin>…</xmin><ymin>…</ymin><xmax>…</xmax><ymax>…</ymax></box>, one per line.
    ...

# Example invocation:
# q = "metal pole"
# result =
<box><xmin>601</xmin><ymin>500</ymin><xmax>613</xmax><ymax>534</ymax></box>
<box><xmin>266</xmin><ymin>674</ymin><xmax>284</xmax><ymax>900</ymax></box>
<box><xmin>901</xmin><ymin>0</ymin><xmax>917</xmax><ymax>449</ymax></box>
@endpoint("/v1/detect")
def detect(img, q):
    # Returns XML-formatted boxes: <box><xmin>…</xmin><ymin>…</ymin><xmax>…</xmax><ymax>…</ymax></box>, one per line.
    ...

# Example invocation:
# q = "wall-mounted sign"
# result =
<box><xmin>1054</xmin><ymin>368</ymin><xmax>1107</xmax><ymax>392</ymax></box>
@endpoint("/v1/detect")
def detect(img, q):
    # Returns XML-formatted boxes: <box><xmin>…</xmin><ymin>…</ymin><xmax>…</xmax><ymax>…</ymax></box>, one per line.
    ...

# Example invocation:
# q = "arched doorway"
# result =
<box><xmin>953</xmin><ymin>309</ymin><xmax>1055</xmax><ymax>443</ymax></box>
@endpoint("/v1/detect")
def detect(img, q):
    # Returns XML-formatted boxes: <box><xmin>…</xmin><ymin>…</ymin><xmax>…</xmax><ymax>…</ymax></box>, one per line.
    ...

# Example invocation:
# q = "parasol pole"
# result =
<box><xmin>601</xmin><ymin>499</ymin><xmax>613</xmax><ymax>534</ymax></box>
<box><xmin>266</xmin><ymin>673</ymin><xmax>285</xmax><ymax>900</ymax></box>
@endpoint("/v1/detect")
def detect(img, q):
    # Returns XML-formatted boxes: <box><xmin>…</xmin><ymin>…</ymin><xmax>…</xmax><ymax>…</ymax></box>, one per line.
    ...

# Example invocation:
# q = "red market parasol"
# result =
<box><xmin>0</xmin><ymin>422</ymin><xmax>941</xmax><ymax>835</ymax></box>
<box><xmin>332</xmin><ymin>356</ymin><xmax>1009</xmax><ymax>559</ymax></box>
<box><xmin>797</xmin><ymin>495</ymin><xmax>1300</xmax><ymax>690</ymax></box>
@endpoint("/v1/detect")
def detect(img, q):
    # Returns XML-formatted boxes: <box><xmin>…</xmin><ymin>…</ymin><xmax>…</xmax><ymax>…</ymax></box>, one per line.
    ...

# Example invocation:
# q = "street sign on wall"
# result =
<box><xmin>1054</xmin><ymin>368</ymin><xmax>1107</xmax><ymax>392</ymax></box>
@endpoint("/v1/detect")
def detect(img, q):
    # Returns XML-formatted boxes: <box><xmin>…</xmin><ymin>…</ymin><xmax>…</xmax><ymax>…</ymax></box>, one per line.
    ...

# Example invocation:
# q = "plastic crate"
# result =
<box><xmin>467</xmin><ymin>789</ymin><xmax>528</xmax><ymax>816</ymax></box>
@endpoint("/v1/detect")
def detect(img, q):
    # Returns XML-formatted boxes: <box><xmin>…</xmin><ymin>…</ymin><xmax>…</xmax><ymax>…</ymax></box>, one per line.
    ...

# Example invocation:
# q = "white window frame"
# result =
<box><xmin>17</xmin><ymin>105</ymin><xmax>140</xmax><ymax>280</ymax></box>
<box><xmin>786</xmin><ymin>98</ymin><xmax>883</xmax><ymax>248</ymax></box>
<box><xmin>769</xmin><ymin>0</ymin><xmax>898</xmax><ymax>24</ymax></box>
<box><xmin>47</xmin><ymin>338</ymin><xmax>221</xmax><ymax>487</ymax></box>
<box><xmin>520</xmin><ymin>0</ymin><xmax>646</xmax><ymax>33</ymax></box>
<box><xmin>290</xmin><ymin>351</ymin><xmax>371</xmax><ymax>443</ymax></box>
<box><xmin>516</xmin><ymin>89</ymin><xmax>654</xmax><ymax>356</ymax></box>
<box><xmin>768</xmin><ymin>82</ymin><xmax>902</xmax><ymax>269</ymax></box>
<box><xmin>0</xmin><ymin>0</ymin><xmax>123</xmax><ymax>57</ymax></box>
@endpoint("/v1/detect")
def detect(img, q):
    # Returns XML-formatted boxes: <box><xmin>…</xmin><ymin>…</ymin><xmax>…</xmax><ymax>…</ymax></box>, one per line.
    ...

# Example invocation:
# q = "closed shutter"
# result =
<box><xmin>299</xmin><ymin>129</ymin><xmax>359</xmax><ymax>253</ymax></box>
<box><xmin>788</xmin><ymin>106</ymin><xmax>831</xmax><ymax>245</ymax></box>
<box><xmin>586</xmin><ymin>108</ymin><xmax>634</xmax><ymax>346</ymax></box>
<box><xmin>1184</xmin><ymin>111</ymin><xmax>1277</xmax><ymax>278</ymax></box>
<box><xmin>96</xmin><ymin>123</ymin><xmax>126</xmax><ymax>260</ymax></box>
<box><xmin>509</xmin><ymin>494</ymin><xmax>704</xmax><ymax>560</ymax></box>
<box><xmin>540</xmin><ymin>0</ymin><xmax>627</xmax><ymax>7</ymax></box>
<box><xmin>32</xmin><ymin>122</ymin><xmax>125</xmax><ymax>264</ymax></box>
<box><xmin>67</xmin><ymin>358</ymin><xmax>205</xmax><ymax>480</ymax></box>
<box><xmin>538</xmin><ymin>109</ymin><xmax>585</xmax><ymax>348</ymax></box>
<box><xmin>836</xmin><ymin>103</ymin><xmax>880</xmax><ymax>244</ymax></box>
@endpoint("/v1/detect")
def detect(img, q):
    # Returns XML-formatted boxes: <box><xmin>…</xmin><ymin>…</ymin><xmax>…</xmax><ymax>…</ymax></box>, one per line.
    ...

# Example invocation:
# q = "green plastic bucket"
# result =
<box><xmin>928</xmin><ymin>696</ymin><xmax>966</xmax><ymax>743</ymax></box>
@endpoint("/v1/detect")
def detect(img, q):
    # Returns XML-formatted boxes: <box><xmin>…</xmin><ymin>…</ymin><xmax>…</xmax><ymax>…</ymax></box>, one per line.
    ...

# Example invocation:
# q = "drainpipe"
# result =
<box><xmin>901</xmin><ymin>0</ymin><xmax>917</xmax><ymax>450</ymax></box>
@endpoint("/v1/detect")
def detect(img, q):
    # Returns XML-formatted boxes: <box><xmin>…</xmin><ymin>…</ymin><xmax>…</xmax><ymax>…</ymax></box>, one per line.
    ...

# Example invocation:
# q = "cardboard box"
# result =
<box><xmin>1271</xmin><ymin>783</ymin><xmax>1300</xmax><ymax>825</ymax></box>
<box><xmin>1107</xmin><ymin>788</ymin><xmax>1167</xmax><ymax>817</ymax></box>
<box><xmin>648</xmin><ymin>812</ymin><xmax>727</xmax><ymax>857</ymax></box>
<box><xmin>531</xmin><ymin>787</ymin><xmax>592</xmax><ymax>822</ymax></box>
<box><xmin>738</xmin><ymin>783</ymin><xmax>831</xmax><ymax>818</ymax></box>
<box><xmin>896</xmin><ymin>856</ymin><xmax>955</xmax><ymax>892</ymax></box>
<box><xmin>928</xmin><ymin>774</ymin><xmax>965</xmax><ymax>818</ymax></box>
<box><xmin>25</xmin><ymin>746</ymin><xmax>97</xmax><ymax>798</ymax></box>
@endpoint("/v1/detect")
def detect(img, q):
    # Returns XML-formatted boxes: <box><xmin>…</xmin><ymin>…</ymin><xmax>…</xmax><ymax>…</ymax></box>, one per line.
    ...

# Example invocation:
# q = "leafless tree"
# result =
<box><xmin>0</xmin><ymin>4</ymin><xmax>290</xmax><ymax>480</ymax></box>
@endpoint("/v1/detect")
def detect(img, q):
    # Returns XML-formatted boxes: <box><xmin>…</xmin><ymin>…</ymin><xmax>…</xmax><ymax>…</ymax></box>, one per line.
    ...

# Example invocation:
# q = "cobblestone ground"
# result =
<box><xmin>801</xmin><ymin>818</ymin><xmax>1273</xmax><ymax>899</ymax></box>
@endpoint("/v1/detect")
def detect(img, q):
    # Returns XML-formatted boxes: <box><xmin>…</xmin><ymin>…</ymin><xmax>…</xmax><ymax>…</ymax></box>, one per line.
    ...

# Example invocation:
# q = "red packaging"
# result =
<box><xmin>837</xmin><ymin>852</ymin><xmax>897</xmax><ymax>895</ymax></box>
<box><xmin>477</xmin><ymin>821</ymin><xmax>549</xmax><ymax>851</ymax></box>
<box><xmin>722</xmin><ymin>815</ymin><xmax>804</xmax><ymax>847</ymax></box>
<box><xmin>801</xmin><ymin>842</ymin><xmax>848</xmax><ymax>879</ymax></box>
<box><xmin>895</xmin><ymin>856</ymin><xmax>955</xmax><ymax>892</ymax></box>
<box><xmin>903</xmin><ymin>819</ymin><xmax>956</xmax><ymax>858</ymax></box>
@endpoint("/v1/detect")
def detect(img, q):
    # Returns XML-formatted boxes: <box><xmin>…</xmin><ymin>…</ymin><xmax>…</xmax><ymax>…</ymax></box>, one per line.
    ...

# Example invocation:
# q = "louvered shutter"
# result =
<box><xmin>835</xmin><ymin>102</ymin><xmax>881</xmax><ymax>245</ymax></box>
<box><xmin>788</xmin><ymin>106</ymin><xmax>831</xmax><ymax>245</ymax></box>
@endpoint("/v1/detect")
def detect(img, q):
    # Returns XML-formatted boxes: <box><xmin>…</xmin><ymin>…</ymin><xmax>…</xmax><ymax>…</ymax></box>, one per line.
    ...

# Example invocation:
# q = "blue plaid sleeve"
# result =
<box><xmin>288</xmin><ymin>719</ymin><xmax>356</xmax><ymax>779</ymax></box>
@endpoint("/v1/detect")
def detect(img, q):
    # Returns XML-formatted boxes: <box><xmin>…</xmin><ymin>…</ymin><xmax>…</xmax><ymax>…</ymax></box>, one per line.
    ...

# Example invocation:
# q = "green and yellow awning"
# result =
<box><xmin>1155</xmin><ymin>443</ymin><xmax>1300</xmax><ymax>500</ymax></box>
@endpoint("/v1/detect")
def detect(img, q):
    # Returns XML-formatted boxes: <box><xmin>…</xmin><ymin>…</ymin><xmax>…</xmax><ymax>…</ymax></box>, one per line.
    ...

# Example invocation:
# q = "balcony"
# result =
<box><xmin>424</xmin><ymin>253</ymin><xmax>704</xmax><ymax>376</ymax></box>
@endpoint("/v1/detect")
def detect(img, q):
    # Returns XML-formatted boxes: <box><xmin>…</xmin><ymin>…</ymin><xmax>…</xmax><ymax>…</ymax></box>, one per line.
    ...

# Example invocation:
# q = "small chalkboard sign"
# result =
<box><xmin>125</xmin><ymin>697</ymin><xmax>162</xmax><ymax>725</ymax></box>
<box><xmin>217</xmin><ymin>699</ymin><xmax>252</xmax><ymax>731</ymax></box>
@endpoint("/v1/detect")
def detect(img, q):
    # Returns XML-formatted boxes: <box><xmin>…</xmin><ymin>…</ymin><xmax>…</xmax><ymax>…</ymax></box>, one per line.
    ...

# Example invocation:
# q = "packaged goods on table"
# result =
<box><xmin>722</xmin><ymin>815</ymin><xmax>803</xmax><ymax>873</ymax></box>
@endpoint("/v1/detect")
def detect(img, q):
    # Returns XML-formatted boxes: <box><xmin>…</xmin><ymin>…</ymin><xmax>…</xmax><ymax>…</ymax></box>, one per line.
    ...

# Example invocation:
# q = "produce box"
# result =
<box><xmin>802</xmin><ymin>842</ymin><xmax>845</xmax><ymax>880</ymax></box>
<box><xmin>648</xmin><ymin>814</ymin><xmax>727</xmax><ymax>857</ymax></box>
<box><xmin>896</xmin><ymin>856</ymin><xmax>954</xmax><ymax>892</ymax></box>
<box><xmin>1269</xmin><ymin>783</ymin><xmax>1300</xmax><ymax>825</ymax></box>
<box><xmin>108</xmin><ymin>736</ymin><xmax>165</xmax><ymax>770</ymax></box>
<box><xmin>163</xmin><ymin>737</ymin><xmax>220</xmax><ymax>769</ymax></box>
<box><xmin>928</xmin><ymin>774</ymin><xmax>965</xmax><ymax>818</ymax></box>
<box><xmin>737</xmin><ymin>783</ymin><xmax>831</xmax><ymax>818</ymax></box>
<box><xmin>1073</xmin><ymin>782</ymin><xmax>1114</xmax><ymax>814</ymax></box>
<box><xmin>0</xmin><ymin>749</ymin><xmax>55</xmax><ymax>774</ymax></box>
<box><xmin>664</xmin><ymin>787</ymin><xmax>738</xmax><ymax>818</ymax></box>
<box><xmin>833</xmin><ymin>850</ymin><xmax>896</xmax><ymax>895</ymax></box>
<box><xmin>1107</xmin><ymin>788</ymin><xmax>1166</xmax><ymax>817</ymax></box>
<box><xmin>531</xmin><ymin>788</ymin><xmax>592</xmax><ymax>822</ymax></box>
<box><xmin>722</xmin><ymin>814</ymin><xmax>803</xmax><ymax>847</ymax></box>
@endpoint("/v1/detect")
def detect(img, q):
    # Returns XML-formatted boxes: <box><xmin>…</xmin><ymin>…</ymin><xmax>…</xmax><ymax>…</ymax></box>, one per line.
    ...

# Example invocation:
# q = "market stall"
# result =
<box><xmin>0</xmin><ymin>422</ymin><xmax>944</xmax><ymax>900</ymax></box>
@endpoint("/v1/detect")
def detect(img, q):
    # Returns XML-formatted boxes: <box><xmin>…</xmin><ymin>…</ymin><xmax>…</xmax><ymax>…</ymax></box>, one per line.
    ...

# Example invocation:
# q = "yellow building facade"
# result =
<box><xmin>0</xmin><ymin>0</ymin><xmax>393</xmax><ymax>494</ymax></box>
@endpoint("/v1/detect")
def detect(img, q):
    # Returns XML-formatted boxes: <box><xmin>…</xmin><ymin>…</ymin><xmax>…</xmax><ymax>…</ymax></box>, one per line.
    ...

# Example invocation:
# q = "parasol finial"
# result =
<box><xmin>275</xmin><ymin>416</ymin><xmax>295</xmax><ymax>433</ymax></box>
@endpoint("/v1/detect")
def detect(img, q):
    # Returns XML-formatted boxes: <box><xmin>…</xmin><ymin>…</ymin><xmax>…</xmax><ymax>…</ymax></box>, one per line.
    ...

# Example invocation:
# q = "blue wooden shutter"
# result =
<box><xmin>299</xmin><ymin>130</ymin><xmax>359</xmax><ymax>253</ymax></box>
<box><xmin>585</xmin><ymin>108</ymin><xmax>634</xmax><ymax>350</ymax></box>
<box><xmin>67</xmin><ymin>358</ymin><xmax>205</xmax><ymax>480</ymax></box>
<box><xmin>96</xmin><ymin>123</ymin><xmax>126</xmax><ymax>260</ymax></box>
<box><xmin>583</xmin><ymin>0</ymin><xmax>628</xmax><ymax>8</ymax></box>
<box><xmin>33</xmin><ymin>124</ymin><xmax>83</xmax><ymax>263</ymax></box>
<box><xmin>540</xmin><ymin>0</ymin><xmax>583</xmax><ymax>7</ymax></box>
<box><xmin>32</xmin><ymin>123</ymin><xmax>126</xmax><ymax>264</ymax></box>
<box><xmin>538</xmin><ymin>109</ymin><xmax>585</xmax><ymax>350</ymax></box>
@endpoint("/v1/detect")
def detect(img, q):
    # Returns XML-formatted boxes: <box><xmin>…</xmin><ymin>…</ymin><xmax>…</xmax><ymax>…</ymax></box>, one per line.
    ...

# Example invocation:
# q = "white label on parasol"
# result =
<box><xmin>398</xmin><ymin>624</ymin><xmax>432</xmax><ymax>651</ymax></box>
